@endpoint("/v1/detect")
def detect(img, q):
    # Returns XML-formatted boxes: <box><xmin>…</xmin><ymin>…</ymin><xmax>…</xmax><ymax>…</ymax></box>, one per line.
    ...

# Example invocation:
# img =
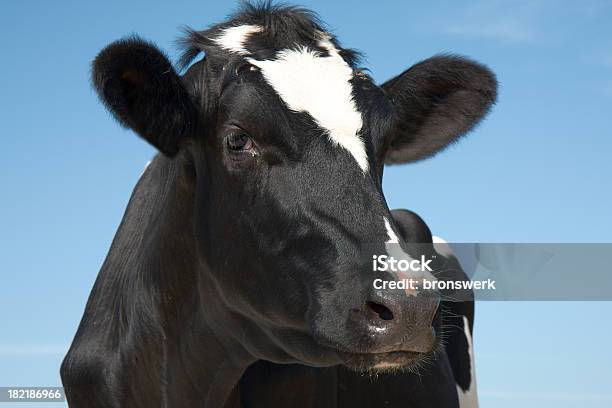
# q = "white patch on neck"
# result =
<box><xmin>214</xmin><ymin>25</ymin><xmax>263</xmax><ymax>54</ymax></box>
<box><xmin>140</xmin><ymin>159</ymin><xmax>152</xmax><ymax>177</ymax></box>
<box><xmin>247</xmin><ymin>36</ymin><xmax>367</xmax><ymax>172</ymax></box>
<box><xmin>457</xmin><ymin>315</ymin><xmax>479</xmax><ymax>408</ymax></box>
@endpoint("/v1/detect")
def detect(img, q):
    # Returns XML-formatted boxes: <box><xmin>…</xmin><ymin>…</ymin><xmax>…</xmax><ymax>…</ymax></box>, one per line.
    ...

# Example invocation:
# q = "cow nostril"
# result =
<box><xmin>366</xmin><ymin>301</ymin><xmax>394</xmax><ymax>321</ymax></box>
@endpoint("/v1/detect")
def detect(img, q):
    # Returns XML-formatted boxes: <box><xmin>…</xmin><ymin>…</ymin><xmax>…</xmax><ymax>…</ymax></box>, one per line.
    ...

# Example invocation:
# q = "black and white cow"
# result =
<box><xmin>61</xmin><ymin>3</ymin><xmax>496</xmax><ymax>407</ymax></box>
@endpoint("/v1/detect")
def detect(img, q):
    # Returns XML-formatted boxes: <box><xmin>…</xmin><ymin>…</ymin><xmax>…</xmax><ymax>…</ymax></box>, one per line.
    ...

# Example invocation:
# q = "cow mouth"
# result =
<box><xmin>311</xmin><ymin>332</ymin><xmax>436</xmax><ymax>371</ymax></box>
<box><xmin>336</xmin><ymin>350</ymin><xmax>426</xmax><ymax>372</ymax></box>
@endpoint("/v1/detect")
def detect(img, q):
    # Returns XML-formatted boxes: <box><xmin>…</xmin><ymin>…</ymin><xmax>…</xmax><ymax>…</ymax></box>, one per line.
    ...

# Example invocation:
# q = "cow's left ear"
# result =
<box><xmin>381</xmin><ymin>55</ymin><xmax>497</xmax><ymax>164</ymax></box>
<box><xmin>92</xmin><ymin>37</ymin><xmax>198</xmax><ymax>156</ymax></box>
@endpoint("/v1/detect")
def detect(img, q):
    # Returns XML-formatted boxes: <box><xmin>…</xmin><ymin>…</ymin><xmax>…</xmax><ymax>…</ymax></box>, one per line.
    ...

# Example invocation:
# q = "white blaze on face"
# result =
<box><xmin>383</xmin><ymin>216</ymin><xmax>437</xmax><ymax>286</ymax></box>
<box><xmin>384</xmin><ymin>217</ymin><xmax>400</xmax><ymax>244</ymax></box>
<box><xmin>247</xmin><ymin>36</ymin><xmax>367</xmax><ymax>172</ymax></box>
<box><xmin>383</xmin><ymin>216</ymin><xmax>416</xmax><ymax>276</ymax></box>
<box><xmin>383</xmin><ymin>216</ymin><xmax>418</xmax><ymax>296</ymax></box>
<box><xmin>457</xmin><ymin>315</ymin><xmax>479</xmax><ymax>408</ymax></box>
<box><xmin>214</xmin><ymin>24</ymin><xmax>263</xmax><ymax>54</ymax></box>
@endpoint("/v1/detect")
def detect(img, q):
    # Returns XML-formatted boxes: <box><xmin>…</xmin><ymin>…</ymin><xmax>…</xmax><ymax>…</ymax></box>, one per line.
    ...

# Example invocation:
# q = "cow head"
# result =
<box><xmin>91</xmin><ymin>4</ymin><xmax>496</xmax><ymax>372</ymax></box>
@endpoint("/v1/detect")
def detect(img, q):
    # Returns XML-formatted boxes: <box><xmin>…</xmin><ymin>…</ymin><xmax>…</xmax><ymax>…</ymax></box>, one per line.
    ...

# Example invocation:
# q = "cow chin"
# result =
<box><xmin>305</xmin><ymin>327</ymin><xmax>441</xmax><ymax>374</ymax></box>
<box><xmin>338</xmin><ymin>350</ymin><xmax>428</xmax><ymax>373</ymax></box>
<box><xmin>247</xmin><ymin>323</ymin><xmax>437</xmax><ymax>374</ymax></box>
<box><xmin>310</xmin><ymin>338</ymin><xmax>440</xmax><ymax>374</ymax></box>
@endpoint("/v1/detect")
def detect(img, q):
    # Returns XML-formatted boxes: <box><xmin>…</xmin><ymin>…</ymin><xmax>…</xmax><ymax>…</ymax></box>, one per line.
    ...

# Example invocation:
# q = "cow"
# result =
<box><xmin>61</xmin><ymin>3</ymin><xmax>496</xmax><ymax>407</ymax></box>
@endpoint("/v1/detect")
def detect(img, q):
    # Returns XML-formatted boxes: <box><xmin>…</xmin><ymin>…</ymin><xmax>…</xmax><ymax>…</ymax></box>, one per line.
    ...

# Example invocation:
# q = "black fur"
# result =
<box><xmin>63</xmin><ymin>2</ymin><xmax>492</xmax><ymax>407</ymax></box>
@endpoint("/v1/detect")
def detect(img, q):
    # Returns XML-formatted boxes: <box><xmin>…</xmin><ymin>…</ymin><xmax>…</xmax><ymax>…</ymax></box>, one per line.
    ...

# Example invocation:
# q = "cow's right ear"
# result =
<box><xmin>92</xmin><ymin>37</ymin><xmax>197</xmax><ymax>156</ymax></box>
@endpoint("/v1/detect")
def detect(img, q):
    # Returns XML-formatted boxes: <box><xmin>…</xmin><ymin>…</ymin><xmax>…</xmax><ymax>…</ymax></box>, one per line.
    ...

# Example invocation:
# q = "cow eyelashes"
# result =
<box><xmin>226</xmin><ymin>132</ymin><xmax>252</xmax><ymax>150</ymax></box>
<box><xmin>224</xmin><ymin>131</ymin><xmax>257</xmax><ymax>157</ymax></box>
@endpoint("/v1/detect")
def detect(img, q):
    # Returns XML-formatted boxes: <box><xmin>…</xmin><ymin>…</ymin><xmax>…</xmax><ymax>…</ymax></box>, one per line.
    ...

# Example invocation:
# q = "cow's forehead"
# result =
<box><xmin>213</xmin><ymin>25</ymin><xmax>369</xmax><ymax>173</ymax></box>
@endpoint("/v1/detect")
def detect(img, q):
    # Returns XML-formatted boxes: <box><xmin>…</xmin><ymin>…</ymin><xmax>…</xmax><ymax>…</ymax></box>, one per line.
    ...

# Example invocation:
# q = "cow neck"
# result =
<box><xmin>82</xmin><ymin>154</ymin><xmax>250</xmax><ymax>407</ymax></box>
<box><xmin>142</xmin><ymin>154</ymin><xmax>255</xmax><ymax>407</ymax></box>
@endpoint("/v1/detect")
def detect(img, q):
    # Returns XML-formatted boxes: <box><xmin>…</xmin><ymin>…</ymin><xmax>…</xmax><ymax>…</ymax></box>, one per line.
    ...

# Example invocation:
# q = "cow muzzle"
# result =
<box><xmin>350</xmin><ymin>287</ymin><xmax>441</xmax><ymax>353</ymax></box>
<box><xmin>312</xmin><ymin>281</ymin><xmax>441</xmax><ymax>371</ymax></box>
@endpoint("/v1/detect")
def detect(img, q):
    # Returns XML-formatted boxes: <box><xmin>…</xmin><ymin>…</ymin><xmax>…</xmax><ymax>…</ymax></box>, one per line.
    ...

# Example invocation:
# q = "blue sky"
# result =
<box><xmin>1</xmin><ymin>0</ymin><xmax>611</xmax><ymax>407</ymax></box>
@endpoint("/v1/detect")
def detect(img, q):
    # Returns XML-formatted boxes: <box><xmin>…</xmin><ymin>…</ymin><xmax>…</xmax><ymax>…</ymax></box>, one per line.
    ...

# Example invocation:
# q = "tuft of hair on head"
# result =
<box><xmin>176</xmin><ymin>0</ymin><xmax>362</xmax><ymax>71</ymax></box>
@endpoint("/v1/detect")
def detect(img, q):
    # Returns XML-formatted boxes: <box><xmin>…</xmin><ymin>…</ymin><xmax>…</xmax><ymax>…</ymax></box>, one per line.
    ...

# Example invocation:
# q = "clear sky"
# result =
<box><xmin>1</xmin><ymin>1</ymin><xmax>611</xmax><ymax>407</ymax></box>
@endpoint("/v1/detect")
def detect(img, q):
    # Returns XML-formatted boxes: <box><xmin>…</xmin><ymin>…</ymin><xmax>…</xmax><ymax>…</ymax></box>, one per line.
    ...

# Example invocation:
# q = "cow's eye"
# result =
<box><xmin>225</xmin><ymin>132</ymin><xmax>253</xmax><ymax>152</ymax></box>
